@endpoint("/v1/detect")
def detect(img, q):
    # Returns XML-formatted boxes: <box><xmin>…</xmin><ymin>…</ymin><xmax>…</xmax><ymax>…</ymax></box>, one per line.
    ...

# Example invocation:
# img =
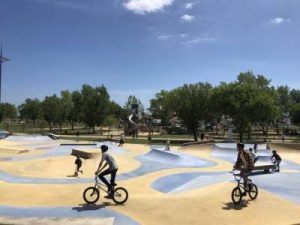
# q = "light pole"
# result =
<box><xmin>0</xmin><ymin>44</ymin><xmax>10</xmax><ymax>103</ymax></box>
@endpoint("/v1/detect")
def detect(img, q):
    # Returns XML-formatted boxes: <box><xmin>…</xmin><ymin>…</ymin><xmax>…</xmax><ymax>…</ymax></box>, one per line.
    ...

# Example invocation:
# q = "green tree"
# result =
<box><xmin>42</xmin><ymin>95</ymin><xmax>61</xmax><ymax>131</ymax></box>
<box><xmin>70</xmin><ymin>90</ymin><xmax>83</xmax><ymax>129</ymax></box>
<box><xmin>212</xmin><ymin>72</ymin><xmax>278</xmax><ymax>142</ymax></box>
<box><xmin>168</xmin><ymin>83</ymin><xmax>212</xmax><ymax>141</ymax></box>
<box><xmin>149</xmin><ymin>90</ymin><xmax>172</xmax><ymax>126</ymax></box>
<box><xmin>81</xmin><ymin>84</ymin><xmax>110</xmax><ymax>133</ymax></box>
<box><xmin>0</xmin><ymin>103</ymin><xmax>17</xmax><ymax>122</ymax></box>
<box><xmin>18</xmin><ymin>98</ymin><xmax>42</xmax><ymax>125</ymax></box>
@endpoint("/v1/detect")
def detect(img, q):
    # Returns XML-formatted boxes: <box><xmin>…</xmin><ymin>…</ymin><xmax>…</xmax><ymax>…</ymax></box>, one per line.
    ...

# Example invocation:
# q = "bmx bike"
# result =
<box><xmin>83</xmin><ymin>175</ymin><xmax>128</xmax><ymax>205</ymax></box>
<box><xmin>231</xmin><ymin>170</ymin><xmax>258</xmax><ymax>205</ymax></box>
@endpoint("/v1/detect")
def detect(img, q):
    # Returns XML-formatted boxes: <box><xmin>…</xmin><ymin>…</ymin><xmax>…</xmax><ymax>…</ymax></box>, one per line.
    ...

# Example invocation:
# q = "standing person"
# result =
<box><xmin>200</xmin><ymin>132</ymin><xmax>205</xmax><ymax>141</ymax></box>
<box><xmin>74</xmin><ymin>155</ymin><xmax>83</xmax><ymax>176</ymax></box>
<box><xmin>249</xmin><ymin>148</ymin><xmax>258</xmax><ymax>164</ymax></box>
<box><xmin>253</xmin><ymin>143</ymin><xmax>258</xmax><ymax>153</ymax></box>
<box><xmin>95</xmin><ymin>145</ymin><xmax>118</xmax><ymax>198</ymax></box>
<box><xmin>165</xmin><ymin>139</ymin><xmax>170</xmax><ymax>151</ymax></box>
<box><xmin>271</xmin><ymin>150</ymin><xmax>282</xmax><ymax>172</ymax></box>
<box><xmin>118</xmin><ymin>133</ymin><xmax>125</xmax><ymax>147</ymax></box>
<box><xmin>233</xmin><ymin>143</ymin><xmax>254</xmax><ymax>194</ymax></box>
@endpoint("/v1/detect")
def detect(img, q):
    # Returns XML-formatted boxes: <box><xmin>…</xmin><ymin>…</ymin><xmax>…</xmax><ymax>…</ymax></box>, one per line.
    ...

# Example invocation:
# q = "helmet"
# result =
<box><xmin>100</xmin><ymin>145</ymin><xmax>108</xmax><ymax>152</ymax></box>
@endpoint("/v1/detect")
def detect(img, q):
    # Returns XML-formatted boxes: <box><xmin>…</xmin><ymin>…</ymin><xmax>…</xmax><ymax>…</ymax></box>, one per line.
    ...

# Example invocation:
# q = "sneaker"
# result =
<box><xmin>104</xmin><ymin>194</ymin><xmax>113</xmax><ymax>199</ymax></box>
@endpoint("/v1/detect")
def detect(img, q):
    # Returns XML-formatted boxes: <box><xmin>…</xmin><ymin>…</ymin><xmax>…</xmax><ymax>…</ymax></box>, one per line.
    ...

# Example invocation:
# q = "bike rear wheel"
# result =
<box><xmin>248</xmin><ymin>184</ymin><xmax>258</xmax><ymax>200</ymax></box>
<box><xmin>83</xmin><ymin>187</ymin><xmax>99</xmax><ymax>204</ymax></box>
<box><xmin>112</xmin><ymin>187</ymin><xmax>128</xmax><ymax>204</ymax></box>
<box><xmin>231</xmin><ymin>187</ymin><xmax>242</xmax><ymax>205</ymax></box>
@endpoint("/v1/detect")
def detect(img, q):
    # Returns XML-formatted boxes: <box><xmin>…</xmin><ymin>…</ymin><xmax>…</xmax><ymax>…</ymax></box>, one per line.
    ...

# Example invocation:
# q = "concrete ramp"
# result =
<box><xmin>142</xmin><ymin>149</ymin><xmax>180</xmax><ymax>161</ymax></box>
<box><xmin>119</xmin><ymin>149</ymin><xmax>216</xmax><ymax>180</ymax></box>
<box><xmin>6</xmin><ymin>135</ymin><xmax>53</xmax><ymax>142</ymax></box>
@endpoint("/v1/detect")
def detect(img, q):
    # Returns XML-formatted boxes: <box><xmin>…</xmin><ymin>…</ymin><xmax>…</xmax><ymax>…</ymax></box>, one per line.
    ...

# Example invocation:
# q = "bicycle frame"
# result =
<box><xmin>232</xmin><ymin>170</ymin><xmax>253</xmax><ymax>192</ymax></box>
<box><xmin>93</xmin><ymin>176</ymin><xmax>112</xmax><ymax>194</ymax></box>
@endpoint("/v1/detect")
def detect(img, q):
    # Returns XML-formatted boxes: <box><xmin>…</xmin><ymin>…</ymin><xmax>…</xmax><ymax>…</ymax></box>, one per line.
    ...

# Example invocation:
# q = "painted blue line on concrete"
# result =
<box><xmin>0</xmin><ymin>205</ymin><xmax>139</xmax><ymax>225</ymax></box>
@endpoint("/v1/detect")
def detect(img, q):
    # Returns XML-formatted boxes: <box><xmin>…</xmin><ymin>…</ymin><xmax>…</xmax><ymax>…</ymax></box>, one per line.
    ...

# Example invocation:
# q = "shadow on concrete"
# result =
<box><xmin>222</xmin><ymin>200</ymin><xmax>249</xmax><ymax>210</ymax></box>
<box><xmin>72</xmin><ymin>203</ymin><xmax>111</xmax><ymax>212</ymax></box>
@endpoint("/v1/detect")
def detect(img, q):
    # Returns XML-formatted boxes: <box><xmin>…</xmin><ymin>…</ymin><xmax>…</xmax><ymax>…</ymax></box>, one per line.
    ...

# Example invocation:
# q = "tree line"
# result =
<box><xmin>149</xmin><ymin>72</ymin><xmax>300</xmax><ymax>141</ymax></box>
<box><xmin>1</xmin><ymin>71</ymin><xmax>300</xmax><ymax>141</ymax></box>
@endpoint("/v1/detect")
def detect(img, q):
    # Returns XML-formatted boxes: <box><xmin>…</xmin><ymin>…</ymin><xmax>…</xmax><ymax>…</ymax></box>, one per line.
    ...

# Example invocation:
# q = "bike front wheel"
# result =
<box><xmin>248</xmin><ymin>184</ymin><xmax>258</xmax><ymax>200</ymax></box>
<box><xmin>231</xmin><ymin>186</ymin><xmax>242</xmax><ymax>205</ymax></box>
<box><xmin>112</xmin><ymin>187</ymin><xmax>128</xmax><ymax>204</ymax></box>
<box><xmin>83</xmin><ymin>187</ymin><xmax>100</xmax><ymax>204</ymax></box>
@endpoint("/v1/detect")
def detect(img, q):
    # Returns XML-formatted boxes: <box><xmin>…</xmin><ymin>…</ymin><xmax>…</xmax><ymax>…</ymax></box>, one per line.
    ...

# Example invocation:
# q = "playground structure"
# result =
<box><xmin>124</xmin><ymin>104</ymin><xmax>161</xmax><ymax>138</ymax></box>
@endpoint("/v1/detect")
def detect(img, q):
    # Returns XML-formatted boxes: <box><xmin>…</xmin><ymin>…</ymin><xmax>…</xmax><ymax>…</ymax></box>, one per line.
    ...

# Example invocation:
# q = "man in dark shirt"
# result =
<box><xmin>271</xmin><ymin>150</ymin><xmax>282</xmax><ymax>172</ymax></box>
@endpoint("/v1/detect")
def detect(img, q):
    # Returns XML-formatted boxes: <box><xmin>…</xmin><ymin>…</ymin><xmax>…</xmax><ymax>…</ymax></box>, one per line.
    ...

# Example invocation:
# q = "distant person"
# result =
<box><xmin>95</xmin><ymin>145</ymin><xmax>118</xmax><ymax>198</ymax></box>
<box><xmin>165</xmin><ymin>139</ymin><xmax>170</xmax><ymax>151</ymax></box>
<box><xmin>234</xmin><ymin>143</ymin><xmax>254</xmax><ymax>194</ymax></box>
<box><xmin>249</xmin><ymin>148</ymin><xmax>258</xmax><ymax>164</ymax></box>
<box><xmin>253</xmin><ymin>143</ymin><xmax>258</xmax><ymax>153</ymax></box>
<box><xmin>281</xmin><ymin>134</ymin><xmax>285</xmax><ymax>143</ymax></box>
<box><xmin>271</xmin><ymin>150</ymin><xmax>282</xmax><ymax>172</ymax></box>
<box><xmin>200</xmin><ymin>132</ymin><xmax>205</xmax><ymax>141</ymax></box>
<box><xmin>74</xmin><ymin>155</ymin><xmax>83</xmax><ymax>176</ymax></box>
<box><xmin>118</xmin><ymin>134</ymin><xmax>125</xmax><ymax>147</ymax></box>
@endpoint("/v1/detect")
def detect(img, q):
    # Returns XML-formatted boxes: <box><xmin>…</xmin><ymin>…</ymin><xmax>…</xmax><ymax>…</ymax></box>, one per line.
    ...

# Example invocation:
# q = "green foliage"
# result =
<box><xmin>167</xmin><ymin>83</ymin><xmax>213</xmax><ymax>141</ymax></box>
<box><xmin>0</xmin><ymin>103</ymin><xmax>17</xmax><ymax>122</ymax></box>
<box><xmin>80</xmin><ymin>84</ymin><xmax>110</xmax><ymax>132</ymax></box>
<box><xmin>42</xmin><ymin>95</ymin><xmax>61</xmax><ymax>130</ymax></box>
<box><xmin>149</xmin><ymin>90</ymin><xmax>171</xmax><ymax>126</ymax></box>
<box><xmin>212</xmin><ymin>72</ymin><xmax>279</xmax><ymax>141</ymax></box>
<box><xmin>18</xmin><ymin>98</ymin><xmax>42</xmax><ymax>123</ymax></box>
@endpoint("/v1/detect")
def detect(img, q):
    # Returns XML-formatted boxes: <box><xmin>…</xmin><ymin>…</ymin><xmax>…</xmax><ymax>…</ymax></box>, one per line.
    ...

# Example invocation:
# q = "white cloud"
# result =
<box><xmin>184</xmin><ymin>37</ymin><xmax>215</xmax><ymax>45</ymax></box>
<box><xmin>185</xmin><ymin>2</ymin><xmax>196</xmax><ymax>9</ymax></box>
<box><xmin>180</xmin><ymin>33</ymin><xmax>188</xmax><ymax>38</ymax></box>
<box><xmin>157</xmin><ymin>34</ymin><xmax>171</xmax><ymax>40</ymax></box>
<box><xmin>181</xmin><ymin>14</ymin><xmax>195</xmax><ymax>22</ymax></box>
<box><xmin>270</xmin><ymin>17</ymin><xmax>290</xmax><ymax>25</ymax></box>
<box><xmin>124</xmin><ymin>0</ymin><xmax>174</xmax><ymax>15</ymax></box>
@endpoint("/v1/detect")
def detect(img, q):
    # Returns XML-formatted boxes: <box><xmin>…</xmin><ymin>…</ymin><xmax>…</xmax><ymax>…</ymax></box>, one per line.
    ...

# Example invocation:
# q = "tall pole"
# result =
<box><xmin>0</xmin><ymin>44</ymin><xmax>10</xmax><ymax>103</ymax></box>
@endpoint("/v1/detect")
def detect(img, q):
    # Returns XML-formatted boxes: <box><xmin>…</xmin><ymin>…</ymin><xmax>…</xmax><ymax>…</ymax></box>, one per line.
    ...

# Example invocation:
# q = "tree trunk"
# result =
<box><xmin>192</xmin><ymin>127</ymin><xmax>198</xmax><ymax>141</ymax></box>
<box><xmin>239</xmin><ymin>132</ymin><xmax>243</xmax><ymax>143</ymax></box>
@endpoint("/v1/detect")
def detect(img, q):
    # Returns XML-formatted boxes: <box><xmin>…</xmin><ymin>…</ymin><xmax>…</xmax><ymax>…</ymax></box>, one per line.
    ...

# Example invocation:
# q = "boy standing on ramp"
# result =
<box><xmin>95</xmin><ymin>145</ymin><xmax>119</xmax><ymax>198</ymax></box>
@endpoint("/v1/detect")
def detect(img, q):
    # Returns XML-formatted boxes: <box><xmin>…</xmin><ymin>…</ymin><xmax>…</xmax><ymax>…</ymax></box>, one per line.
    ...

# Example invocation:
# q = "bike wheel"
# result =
<box><xmin>112</xmin><ymin>187</ymin><xmax>128</xmax><ymax>204</ymax></box>
<box><xmin>231</xmin><ymin>187</ymin><xmax>242</xmax><ymax>205</ymax></box>
<box><xmin>83</xmin><ymin>187</ymin><xmax>99</xmax><ymax>204</ymax></box>
<box><xmin>248</xmin><ymin>184</ymin><xmax>258</xmax><ymax>200</ymax></box>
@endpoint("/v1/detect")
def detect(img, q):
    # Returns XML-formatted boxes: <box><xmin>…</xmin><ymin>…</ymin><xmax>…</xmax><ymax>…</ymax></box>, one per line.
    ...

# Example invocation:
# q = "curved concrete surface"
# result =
<box><xmin>254</xmin><ymin>172</ymin><xmax>300</xmax><ymax>204</ymax></box>
<box><xmin>0</xmin><ymin>205</ymin><xmax>139</xmax><ymax>225</ymax></box>
<box><xmin>152</xmin><ymin>171</ymin><xmax>231</xmax><ymax>193</ymax></box>
<box><xmin>119</xmin><ymin>149</ymin><xmax>216</xmax><ymax>180</ymax></box>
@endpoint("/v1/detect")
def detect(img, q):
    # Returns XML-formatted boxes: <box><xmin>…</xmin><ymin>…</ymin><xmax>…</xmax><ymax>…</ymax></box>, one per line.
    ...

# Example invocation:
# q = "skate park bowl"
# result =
<box><xmin>1</xmin><ymin>136</ymin><xmax>300</xmax><ymax>225</ymax></box>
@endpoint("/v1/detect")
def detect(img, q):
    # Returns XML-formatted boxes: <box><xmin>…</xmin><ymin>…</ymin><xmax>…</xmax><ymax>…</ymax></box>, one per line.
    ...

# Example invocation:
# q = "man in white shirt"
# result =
<box><xmin>95</xmin><ymin>145</ymin><xmax>118</xmax><ymax>198</ymax></box>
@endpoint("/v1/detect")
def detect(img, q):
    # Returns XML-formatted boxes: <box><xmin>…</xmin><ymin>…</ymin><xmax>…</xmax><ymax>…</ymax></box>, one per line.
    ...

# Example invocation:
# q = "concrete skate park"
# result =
<box><xmin>1</xmin><ymin>135</ymin><xmax>300</xmax><ymax>225</ymax></box>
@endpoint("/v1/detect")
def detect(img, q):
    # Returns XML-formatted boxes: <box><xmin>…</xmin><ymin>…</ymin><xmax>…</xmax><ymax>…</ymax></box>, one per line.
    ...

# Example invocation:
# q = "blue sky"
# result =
<box><xmin>0</xmin><ymin>0</ymin><xmax>299</xmax><ymax>109</ymax></box>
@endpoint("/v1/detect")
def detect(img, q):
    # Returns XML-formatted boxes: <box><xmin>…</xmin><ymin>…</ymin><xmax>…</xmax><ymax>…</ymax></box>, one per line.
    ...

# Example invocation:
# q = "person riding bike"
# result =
<box><xmin>95</xmin><ymin>144</ymin><xmax>118</xmax><ymax>198</ymax></box>
<box><xmin>233</xmin><ymin>143</ymin><xmax>254</xmax><ymax>195</ymax></box>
